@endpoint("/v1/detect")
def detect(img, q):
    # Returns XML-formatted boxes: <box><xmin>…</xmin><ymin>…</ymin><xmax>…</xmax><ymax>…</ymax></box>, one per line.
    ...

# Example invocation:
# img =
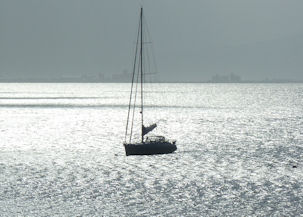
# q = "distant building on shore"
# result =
<box><xmin>211</xmin><ymin>73</ymin><xmax>242</xmax><ymax>83</ymax></box>
<box><xmin>111</xmin><ymin>70</ymin><xmax>131</xmax><ymax>83</ymax></box>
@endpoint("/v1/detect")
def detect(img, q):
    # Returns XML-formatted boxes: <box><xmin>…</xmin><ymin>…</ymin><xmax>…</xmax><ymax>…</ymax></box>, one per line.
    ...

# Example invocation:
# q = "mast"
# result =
<box><xmin>124</xmin><ymin>9</ymin><xmax>141</xmax><ymax>143</ymax></box>
<box><xmin>140</xmin><ymin>7</ymin><xmax>144</xmax><ymax>143</ymax></box>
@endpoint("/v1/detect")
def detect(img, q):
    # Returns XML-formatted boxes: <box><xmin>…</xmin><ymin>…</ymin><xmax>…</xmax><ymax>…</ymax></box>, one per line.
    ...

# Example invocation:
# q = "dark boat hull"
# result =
<box><xmin>124</xmin><ymin>142</ymin><xmax>177</xmax><ymax>156</ymax></box>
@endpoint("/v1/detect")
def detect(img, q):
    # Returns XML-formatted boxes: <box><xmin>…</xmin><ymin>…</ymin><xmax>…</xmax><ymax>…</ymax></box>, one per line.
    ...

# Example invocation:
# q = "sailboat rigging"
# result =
<box><xmin>123</xmin><ymin>7</ymin><xmax>177</xmax><ymax>156</ymax></box>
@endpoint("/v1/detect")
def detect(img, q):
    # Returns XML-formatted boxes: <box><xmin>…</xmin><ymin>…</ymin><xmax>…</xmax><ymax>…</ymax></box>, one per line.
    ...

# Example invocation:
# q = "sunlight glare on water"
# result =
<box><xmin>0</xmin><ymin>83</ymin><xmax>303</xmax><ymax>216</ymax></box>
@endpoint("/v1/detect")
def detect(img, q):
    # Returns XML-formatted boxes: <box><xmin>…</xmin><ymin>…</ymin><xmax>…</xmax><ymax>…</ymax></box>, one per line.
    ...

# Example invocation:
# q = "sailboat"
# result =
<box><xmin>123</xmin><ymin>7</ymin><xmax>177</xmax><ymax>156</ymax></box>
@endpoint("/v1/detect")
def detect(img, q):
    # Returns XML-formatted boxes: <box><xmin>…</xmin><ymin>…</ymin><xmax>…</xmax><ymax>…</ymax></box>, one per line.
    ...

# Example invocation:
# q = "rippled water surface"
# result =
<box><xmin>0</xmin><ymin>83</ymin><xmax>303</xmax><ymax>216</ymax></box>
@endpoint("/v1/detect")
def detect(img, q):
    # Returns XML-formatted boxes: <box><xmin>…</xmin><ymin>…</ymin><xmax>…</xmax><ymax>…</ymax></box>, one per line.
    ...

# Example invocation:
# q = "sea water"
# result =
<box><xmin>0</xmin><ymin>83</ymin><xmax>302</xmax><ymax>216</ymax></box>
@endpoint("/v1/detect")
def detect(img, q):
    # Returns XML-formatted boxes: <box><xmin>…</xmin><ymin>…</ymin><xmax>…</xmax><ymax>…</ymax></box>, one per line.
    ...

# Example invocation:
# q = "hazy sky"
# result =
<box><xmin>1</xmin><ymin>0</ymin><xmax>302</xmax><ymax>81</ymax></box>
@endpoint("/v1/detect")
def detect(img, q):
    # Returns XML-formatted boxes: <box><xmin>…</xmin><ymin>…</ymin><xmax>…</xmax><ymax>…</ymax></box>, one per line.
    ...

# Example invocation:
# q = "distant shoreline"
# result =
<box><xmin>1</xmin><ymin>80</ymin><xmax>302</xmax><ymax>84</ymax></box>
